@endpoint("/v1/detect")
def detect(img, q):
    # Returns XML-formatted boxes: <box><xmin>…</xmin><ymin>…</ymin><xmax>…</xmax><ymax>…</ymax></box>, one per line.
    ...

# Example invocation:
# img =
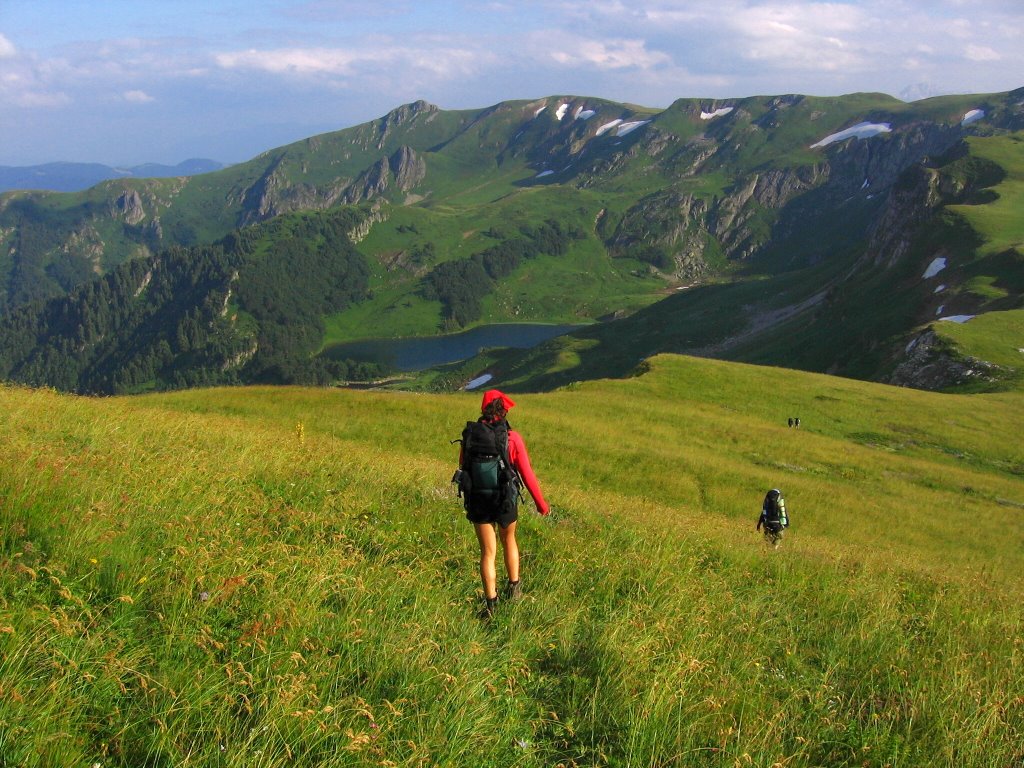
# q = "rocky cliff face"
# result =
<box><xmin>606</xmin><ymin>162</ymin><xmax>829</xmax><ymax>278</ymax></box>
<box><xmin>113</xmin><ymin>189</ymin><xmax>147</xmax><ymax>225</ymax></box>
<box><xmin>864</xmin><ymin>164</ymin><xmax>944</xmax><ymax>269</ymax></box>
<box><xmin>374</xmin><ymin>101</ymin><xmax>439</xmax><ymax>149</ymax></box>
<box><xmin>341</xmin><ymin>146</ymin><xmax>426</xmax><ymax>205</ymax></box>
<box><xmin>889</xmin><ymin>329</ymin><xmax>1006</xmax><ymax>389</ymax></box>
<box><xmin>237</xmin><ymin>144</ymin><xmax>426</xmax><ymax>223</ymax></box>
<box><xmin>606</xmin><ymin>191</ymin><xmax>711</xmax><ymax>279</ymax></box>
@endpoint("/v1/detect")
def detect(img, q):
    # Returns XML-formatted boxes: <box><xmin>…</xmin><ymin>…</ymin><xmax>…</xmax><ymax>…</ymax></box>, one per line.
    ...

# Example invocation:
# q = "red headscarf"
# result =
<box><xmin>481</xmin><ymin>389</ymin><xmax>515</xmax><ymax>412</ymax></box>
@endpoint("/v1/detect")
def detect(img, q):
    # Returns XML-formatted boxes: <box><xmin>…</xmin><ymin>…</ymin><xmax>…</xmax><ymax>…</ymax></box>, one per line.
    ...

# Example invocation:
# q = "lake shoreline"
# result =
<box><xmin>320</xmin><ymin>322</ymin><xmax>587</xmax><ymax>372</ymax></box>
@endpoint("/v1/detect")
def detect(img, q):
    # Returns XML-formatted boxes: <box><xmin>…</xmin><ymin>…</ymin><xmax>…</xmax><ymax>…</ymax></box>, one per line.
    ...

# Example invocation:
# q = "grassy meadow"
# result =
<box><xmin>1</xmin><ymin>354</ymin><xmax>1022</xmax><ymax>767</ymax></box>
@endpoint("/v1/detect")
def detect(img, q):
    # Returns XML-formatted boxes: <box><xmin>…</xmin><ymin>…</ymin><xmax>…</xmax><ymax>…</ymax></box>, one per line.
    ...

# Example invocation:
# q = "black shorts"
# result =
<box><xmin>466</xmin><ymin>502</ymin><xmax>518</xmax><ymax>529</ymax></box>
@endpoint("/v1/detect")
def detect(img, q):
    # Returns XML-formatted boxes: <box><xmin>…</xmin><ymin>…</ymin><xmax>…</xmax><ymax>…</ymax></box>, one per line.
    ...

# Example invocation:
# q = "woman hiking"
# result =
<box><xmin>457</xmin><ymin>389</ymin><xmax>549</xmax><ymax>618</ymax></box>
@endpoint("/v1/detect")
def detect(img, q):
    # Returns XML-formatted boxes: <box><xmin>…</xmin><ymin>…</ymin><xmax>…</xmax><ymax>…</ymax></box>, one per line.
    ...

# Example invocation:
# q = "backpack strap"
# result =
<box><xmin>494</xmin><ymin>420</ymin><xmax>524</xmax><ymax>506</ymax></box>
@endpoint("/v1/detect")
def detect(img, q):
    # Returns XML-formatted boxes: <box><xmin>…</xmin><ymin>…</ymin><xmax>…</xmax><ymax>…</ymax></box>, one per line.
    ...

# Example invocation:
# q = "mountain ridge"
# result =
<box><xmin>0</xmin><ymin>88</ymin><xmax>1021</xmax><ymax>394</ymax></box>
<box><xmin>0</xmin><ymin>158</ymin><xmax>227</xmax><ymax>194</ymax></box>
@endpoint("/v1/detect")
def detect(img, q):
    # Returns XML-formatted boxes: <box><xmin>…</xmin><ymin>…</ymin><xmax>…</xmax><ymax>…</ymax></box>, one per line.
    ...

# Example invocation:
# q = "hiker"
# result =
<box><xmin>787</xmin><ymin>417</ymin><xmax>793</xmax><ymax>428</ymax></box>
<box><xmin>455</xmin><ymin>389</ymin><xmax>549</xmax><ymax>617</ymax></box>
<box><xmin>757</xmin><ymin>488</ymin><xmax>789</xmax><ymax>548</ymax></box>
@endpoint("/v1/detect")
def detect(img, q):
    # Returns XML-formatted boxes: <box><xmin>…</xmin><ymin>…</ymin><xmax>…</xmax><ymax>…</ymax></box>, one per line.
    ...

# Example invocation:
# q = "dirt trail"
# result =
<box><xmin>687</xmin><ymin>287</ymin><xmax>831</xmax><ymax>357</ymax></box>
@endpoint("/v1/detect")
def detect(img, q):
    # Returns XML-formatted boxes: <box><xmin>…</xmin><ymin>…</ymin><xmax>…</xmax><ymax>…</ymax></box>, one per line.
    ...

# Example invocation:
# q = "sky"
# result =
<box><xmin>1</xmin><ymin>0</ymin><xmax>1021</xmax><ymax>167</ymax></box>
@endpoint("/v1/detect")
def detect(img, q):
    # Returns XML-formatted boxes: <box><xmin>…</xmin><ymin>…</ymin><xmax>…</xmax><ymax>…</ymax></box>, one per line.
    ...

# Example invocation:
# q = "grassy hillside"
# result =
<box><xmin>1</xmin><ymin>356</ymin><xmax>1021</xmax><ymax>766</ymax></box>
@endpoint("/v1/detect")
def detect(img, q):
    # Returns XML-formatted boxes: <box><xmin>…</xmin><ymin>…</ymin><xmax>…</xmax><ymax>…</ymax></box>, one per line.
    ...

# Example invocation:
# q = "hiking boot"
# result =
<box><xmin>478</xmin><ymin>595</ymin><xmax>499</xmax><ymax>620</ymax></box>
<box><xmin>503</xmin><ymin>579</ymin><xmax>522</xmax><ymax>602</ymax></box>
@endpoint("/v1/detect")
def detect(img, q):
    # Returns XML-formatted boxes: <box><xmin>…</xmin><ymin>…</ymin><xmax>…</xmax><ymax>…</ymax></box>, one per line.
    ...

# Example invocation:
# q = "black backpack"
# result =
<box><xmin>455</xmin><ymin>419</ymin><xmax>523</xmax><ymax>514</ymax></box>
<box><xmin>762</xmin><ymin>489</ymin><xmax>789</xmax><ymax>528</ymax></box>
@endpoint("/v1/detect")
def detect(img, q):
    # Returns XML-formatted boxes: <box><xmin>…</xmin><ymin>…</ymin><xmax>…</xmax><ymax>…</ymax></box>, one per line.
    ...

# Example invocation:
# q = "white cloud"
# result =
<box><xmin>216</xmin><ymin>47</ymin><xmax>362</xmax><ymax>76</ymax></box>
<box><xmin>0</xmin><ymin>40</ymin><xmax>72</xmax><ymax>108</ymax></box>
<box><xmin>964</xmin><ymin>44</ymin><xmax>1001</xmax><ymax>61</ymax></box>
<box><xmin>728</xmin><ymin>3</ymin><xmax>869</xmax><ymax>70</ymax></box>
<box><xmin>123</xmin><ymin>89</ymin><xmax>155</xmax><ymax>103</ymax></box>
<box><xmin>0</xmin><ymin>33</ymin><xmax>16</xmax><ymax>58</ymax></box>
<box><xmin>548</xmin><ymin>37</ymin><xmax>671</xmax><ymax>70</ymax></box>
<box><xmin>10</xmin><ymin>89</ymin><xmax>71</xmax><ymax>108</ymax></box>
<box><xmin>215</xmin><ymin>41</ymin><xmax>485</xmax><ymax>83</ymax></box>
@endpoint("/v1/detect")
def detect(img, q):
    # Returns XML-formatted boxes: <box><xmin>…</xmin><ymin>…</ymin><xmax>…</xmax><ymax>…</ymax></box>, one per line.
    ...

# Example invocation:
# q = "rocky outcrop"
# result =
<box><xmin>607</xmin><ymin>191</ymin><xmax>711</xmax><ymax>279</ymax></box>
<box><xmin>346</xmin><ymin>202</ymin><xmax>387</xmax><ymax>243</ymax></box>
<box><xmin>221</xmin><ymin>337</ymin><xmax>259</xmax><ymax>372</ymax></box>
<box><xmin>865</xmin><ymin>165</ymin><xmax>943</xmax><ymax>269</ymax></box>
<box><xmin>59</xmin><ymin>225</ymin><xmax>105</xmax><ymax>276</ymax></box>
<box><xmin>607</xmin><ymin>162</ymin><xmax>829</xmax><ymax>276</ymax></box>
<box><xmin>238</xmin><ymin>143</ymin><xmax>426</xmax><ymax>222</ymax></box>
<box><xmin>823</xmin><ymin>120</ymin><xmax>963</xmax><ymax>199</ymax></box>
<box><xmin>374</xmin><ymin>101</ymin><xmax>440</xmax><ymax>150</ymax></box>
<box><xmin>113</xmin><ymin>189</ymin><xmax>146</xmax><ymax>225</ymax></box>
<box><xmin>389</xmin><ymin>146</ymin><xmax>426</xmax><ymax>190</ymax></box>
<box><xmin>889</xmin><ymin>329</ymin><xmax>1006</xmax><ymax>390</ymax></box>
<box><xmin>341</xmin><ymin>146</ymin><xmax>425</xmax><ymax>204</ymax></box>
<box><xmin>239</xmin><ymin>157</ymin><xmax>286</xmax><ymax>223</ymax></box>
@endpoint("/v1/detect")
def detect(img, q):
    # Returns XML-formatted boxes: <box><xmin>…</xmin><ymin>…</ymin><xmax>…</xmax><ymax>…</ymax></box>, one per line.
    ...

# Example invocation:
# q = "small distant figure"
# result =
<box><xmin>794</xmin><ymin>417</ymin><xmax>801</xmax><ymax>428</ymax></box>
<box><xmin>787</xmin><ymin>417</ymin><xmax>794</xmax><ymax>428</ymax></box>
<box><xmin>757</xmin><ymin>488</ymin><xmax>790</xmax><ymax>548</ymax></box>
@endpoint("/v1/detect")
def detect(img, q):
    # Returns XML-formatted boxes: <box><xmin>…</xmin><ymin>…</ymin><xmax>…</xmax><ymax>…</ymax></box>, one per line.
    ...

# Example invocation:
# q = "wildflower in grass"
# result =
<box><xmin>296</xmin><ymin>422</ymin><xmax>305</xmax><ymax>444</ymax></box>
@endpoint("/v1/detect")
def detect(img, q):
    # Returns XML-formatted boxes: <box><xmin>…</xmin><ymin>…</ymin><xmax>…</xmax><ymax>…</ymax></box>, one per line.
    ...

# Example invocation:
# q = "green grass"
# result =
<box><xmin>323</xmin><ymin>188</ymin><xmax>668</xmax><ymax>343</ymax></box>
<box><xmin>932</xmin><ymin>309</ymin><xmax>1024</xmax><ymax>384</ymax></box>
<box><xmin>949</xmin><ymin>135</ymin><xmax>1024</xmax><ymax>257</ymax></box>
<box><xmin>1</xmin><ymin>355</ymin><xmax>1022</xmax><ymax>766</ymax></box>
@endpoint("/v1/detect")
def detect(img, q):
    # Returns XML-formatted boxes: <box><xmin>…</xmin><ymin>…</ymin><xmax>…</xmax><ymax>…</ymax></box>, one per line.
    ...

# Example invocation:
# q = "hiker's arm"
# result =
<box><xmin>508</xmin><ymin>432</ymin><xmax>549</xmax><ymax>516</ymax></box>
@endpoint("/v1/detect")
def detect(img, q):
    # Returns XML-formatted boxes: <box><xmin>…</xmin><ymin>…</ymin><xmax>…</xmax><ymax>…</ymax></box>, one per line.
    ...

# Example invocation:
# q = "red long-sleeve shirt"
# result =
<box><xmin>506</xmin><ymin>429</ymin><xmax>549</xmax><ymax>516</ymax></box>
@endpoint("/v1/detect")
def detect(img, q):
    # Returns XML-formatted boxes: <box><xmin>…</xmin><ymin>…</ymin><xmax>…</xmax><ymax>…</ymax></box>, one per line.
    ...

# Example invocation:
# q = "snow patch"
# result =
<box><xmin>936</xmin><ymin>305</ymin><xmax>945</xmax><ymax>316</ymax></box>
<box><xmin>933</xmin><ymin>284</ymin><xmax>946</xmax><ymax>294</ymax></box>
<box><xmin>700</xmin><ymin>107</ymin><xmax>733</xmax><ymax>120</ymax></box>
<box><xmin>939</xmin><ymin>315</ymin><xmax>975</xmax><ymax>324</ymax></box>
<box><xmin>596</xmin><ymin>119</ymin><xmax>623</xmax><ymax>137</ymax></box>
<box><xmin>535</xmin><ymin>170</ymin><xmax>554</xmax><ymax>178</ymax></box>
<box><xmin>811</xmin><ymin>122</ymin><xmax>892</xmax><ymax>148</ymax></box>
<box><xmin>905</xmin><ymin>338</ymin><xmax>919</xmax><ymax>353</ymax></box>
<box><xmin>861</xmin><ymin>178</ymin><xmax>870</xmax><ymax>189</ymax></box>
<box><xmin>575</xmin><ymin>106</ymin><xmax>596</xmax><ymax>120</ymax></box>
<box><xmin>961</xmin><ymin>109</ymin><xmax>985</xmax><ymax>126</ymax></box>
<box><xmin>464</xmin><ymin>373</ymin><xmax>493</xmax><ymax>391</ymax></box>
<box><xmin>555</xmin><ymin>103</ymin><xmax>569</xmax><ymax>121</ymax></box>
<box><xmin>923</xmin><ymin>257</ymin><xmax>947</xmax><ymax>279</ymax></box>
<box><xmin>534</xmin><ymin>106</ymin><xmax>547</xmax><ymax>117</ymax></box>
<box><xmin>616</xmin><ymin>120</ymin><xmax>649</xmax><ymax>137</ymax></box>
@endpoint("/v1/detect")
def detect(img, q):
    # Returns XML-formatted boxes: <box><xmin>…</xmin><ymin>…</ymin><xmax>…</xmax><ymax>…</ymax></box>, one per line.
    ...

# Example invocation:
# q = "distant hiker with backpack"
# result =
<box><xmin>757</xmin><ymin>488</ymin><xmax>789</xmax><ymax>548</ymax></box>
<box><xmin>454</xmin><ymin>389</ymin><xmax>549</xmax><ymax>618</ymax></box>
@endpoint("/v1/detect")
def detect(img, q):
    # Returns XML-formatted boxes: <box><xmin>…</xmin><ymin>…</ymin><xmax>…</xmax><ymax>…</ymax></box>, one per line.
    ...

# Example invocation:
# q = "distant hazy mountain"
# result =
<box><xmin>0</xmin><ymin>158</ymin><xmax>226</xmax><ymax>193</ymax></box>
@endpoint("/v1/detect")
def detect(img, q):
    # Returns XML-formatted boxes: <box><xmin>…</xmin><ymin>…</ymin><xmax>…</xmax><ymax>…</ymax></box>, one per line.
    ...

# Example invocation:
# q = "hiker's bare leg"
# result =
<box><xmin>498</xmin><ymin>521</ymin><xmax>519</xmax><ymax>583</ymax></box>
<box><xmin>474</xmin><ymin>523</ymin><xmax>498</xmax><ymax>599</ymax></box>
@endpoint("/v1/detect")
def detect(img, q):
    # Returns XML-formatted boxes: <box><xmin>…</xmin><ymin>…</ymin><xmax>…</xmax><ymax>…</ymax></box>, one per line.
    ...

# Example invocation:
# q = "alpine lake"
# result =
<box><xmin>321</xmin><ymin>323</ymin><xmax>584</xmax><ymax>373</ymax></box>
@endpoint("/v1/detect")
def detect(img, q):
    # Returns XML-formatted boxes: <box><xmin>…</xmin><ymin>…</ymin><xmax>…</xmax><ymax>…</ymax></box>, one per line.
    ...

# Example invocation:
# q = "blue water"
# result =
<box><xmin>322</xmin><ymin>323</ymin><xmax>583</xmax><ymax>372</ymax></box>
